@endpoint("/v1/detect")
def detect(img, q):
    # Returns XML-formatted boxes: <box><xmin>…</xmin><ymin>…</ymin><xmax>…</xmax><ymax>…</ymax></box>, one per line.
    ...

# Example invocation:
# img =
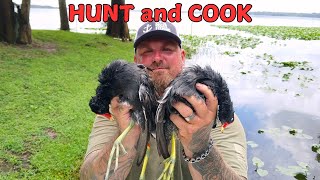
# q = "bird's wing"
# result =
<box><xmin>156</xmin><ymin>86</ymin><xmax>172</xmax><ymax>159</ymax></box>
<box><xmin>136</xmin><ymin>83</ymin><xmax>152</xmax><ymax>166</ymax></box>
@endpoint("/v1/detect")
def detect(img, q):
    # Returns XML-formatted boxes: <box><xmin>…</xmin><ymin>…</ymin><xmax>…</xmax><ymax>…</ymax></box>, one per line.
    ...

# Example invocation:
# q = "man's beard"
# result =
<box><xmin>150</xmin><ymin>71</ymin><xmax>174</xmax><ymax>96</ymax></box>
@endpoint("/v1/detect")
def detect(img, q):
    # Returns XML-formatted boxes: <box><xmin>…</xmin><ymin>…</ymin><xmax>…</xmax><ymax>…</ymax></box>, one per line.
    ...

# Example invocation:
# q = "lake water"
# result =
<box><xmin>30</xmin><ymin>8</ymin><xmax>320</xmax><ymax>34</ymax></box>
<box><xmin>30</xmin><ymin>8</ymin><xmax>320</xmax><ymax>179</ymax></box>
<box><xmin>187</xmin><ymin>33</ymin><xmax>320</xmax><ymax>179</ymax></box>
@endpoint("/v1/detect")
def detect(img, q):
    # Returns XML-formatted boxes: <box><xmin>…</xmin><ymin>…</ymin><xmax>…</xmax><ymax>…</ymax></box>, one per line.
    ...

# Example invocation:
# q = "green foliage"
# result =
<box><xmin>259</xmin><ymin>126</ymin><xmax>313</xmax><ymax>140</ymax></box>
<box><xmin>312</xmin><ymin>144</ymin><xmax>320</xmax><ymax>154</ymax></box>
<box><xmin>181</xmin><ymin>34</ymin><xmax>262</xmax><ymax>59</ymax></box>
<box><xmin>214</xmin><ymin>25</ymin><xmax>320</xmax><ymax>40</ymax></box>
<box><xmin>276</xmin><ymin>162</ymin><xmax>309</xmax><ymax>177</ymax></box>
<box><xmin>247</xmin><ymin>141</ymin><xmax>258</xmax><ymax>148</ymax></box>
<box><xmin>252</xmin><ymin>157</ymin><xmax>268</xmax><ymax>177</ymax></box>
<box><xmin>222</xmin><ymin>51</ymin><xmax>240</xmax><ymax>57</ymax></box>
<box><xmin>0</xmin><ymin>30</ymin><xmax>134</xmax><ymax>179</ymax></box>
<box><xmin>282</xmin><ymin>72</ymin><xmax>293</xmax><ymax>81</ymax></box>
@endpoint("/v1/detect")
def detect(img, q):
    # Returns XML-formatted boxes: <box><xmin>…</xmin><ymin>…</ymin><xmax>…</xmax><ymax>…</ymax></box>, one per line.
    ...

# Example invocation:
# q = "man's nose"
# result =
<box><xmin>153</xmin><ymin>51</ymin><xmax>162</xmax><ymax>62</ymax></box>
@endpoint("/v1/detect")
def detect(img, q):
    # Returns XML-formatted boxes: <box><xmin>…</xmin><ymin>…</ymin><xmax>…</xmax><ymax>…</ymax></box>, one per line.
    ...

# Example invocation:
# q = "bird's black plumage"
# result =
<box><xmin>156</xmin><ymin>65</ymin><xmax>235</xmax><ymax>159</ymax></box>
<box><xmin>89</xmin><ymin>60</ymin><xmax>157</xmax><ymax>165</ymax></box>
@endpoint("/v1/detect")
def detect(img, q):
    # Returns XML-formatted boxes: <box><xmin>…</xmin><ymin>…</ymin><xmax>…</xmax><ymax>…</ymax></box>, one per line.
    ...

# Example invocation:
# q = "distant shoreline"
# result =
<box><xmin>30</xmin><ymin>5</ymin><xmax>320</xmax><ymax>19</ymax></box>
<box><xmin>31</xmin><ymin>5</ymin><xmax>58</xmax><ymax>9</ymax></box>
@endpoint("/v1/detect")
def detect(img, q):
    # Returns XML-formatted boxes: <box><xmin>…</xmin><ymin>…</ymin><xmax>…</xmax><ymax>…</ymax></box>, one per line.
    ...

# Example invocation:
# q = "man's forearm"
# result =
<box><xmin>80</xmin><ymin>136</ymin><xmax>137</xmax><ymax>180</ymax></box>
<box><xmin>188</xmin><ymin>145</ymin><xmax>246</xmax><ymax>180</ymax></box>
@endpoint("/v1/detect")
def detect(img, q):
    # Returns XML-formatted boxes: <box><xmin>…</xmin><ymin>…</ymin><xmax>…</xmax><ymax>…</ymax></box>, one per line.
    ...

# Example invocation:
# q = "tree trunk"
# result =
<box><xmin>59</xmin><ymin>0</ymin><xmax>70</xmax><ymax>31</ymax></box>
<box><xmin>106</xmin><ymin>0</ymin><xmax>130</xmax><ymax>41</ymax></box>
<box><xmin>17</xmin><ymin>0</ymin><xmax>32</xmax><ymax>44</ymax></box>
<box><xmin>0</xmin><ymin>0</ymin><xmax>16</xmax><ymax>43</ymax></box>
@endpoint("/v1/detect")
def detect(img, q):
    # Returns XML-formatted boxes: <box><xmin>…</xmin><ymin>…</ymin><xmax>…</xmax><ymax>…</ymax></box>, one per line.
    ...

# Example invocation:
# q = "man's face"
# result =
<box><xmin>134</xmin><ymin>37</ymin><xmax>186</xmax><ymax>94</ymax></box>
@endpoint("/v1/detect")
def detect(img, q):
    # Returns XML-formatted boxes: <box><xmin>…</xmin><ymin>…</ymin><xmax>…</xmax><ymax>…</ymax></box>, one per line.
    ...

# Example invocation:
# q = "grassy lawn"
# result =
<box><xmin>0</xmin><ymin>30</ymin><xmax>133</xmax><ymax>179</ymax></box>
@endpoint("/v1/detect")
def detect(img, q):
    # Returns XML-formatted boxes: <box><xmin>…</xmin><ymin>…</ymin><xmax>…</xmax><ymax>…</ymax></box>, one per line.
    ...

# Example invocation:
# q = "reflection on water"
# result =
<box><xmin>188</xmin><ymin>26</ymin><xmax>320</xmax><ymax>179</ymax></box>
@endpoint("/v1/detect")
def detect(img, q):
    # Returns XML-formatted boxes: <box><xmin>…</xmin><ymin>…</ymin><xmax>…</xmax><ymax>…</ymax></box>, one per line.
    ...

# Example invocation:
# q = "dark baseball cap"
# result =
<box><xmin>134</xmin><ymin>21</ymin><xmax>181</xmax><ymax>49</ymax></box>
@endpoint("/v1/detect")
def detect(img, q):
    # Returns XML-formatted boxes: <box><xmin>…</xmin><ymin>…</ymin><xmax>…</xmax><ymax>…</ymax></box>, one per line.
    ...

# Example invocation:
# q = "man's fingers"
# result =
<box><xmin>182</xmin><ymin>95</ymin><xmax>207</xmax><ymax>117</ymax></box>
<box><xmin>110</xmin><ymin>97</ymin><xmax>132</xmax><ymax>115</ymax></box>
<box><xmin>172</xmin><ymin>101</ymin><xmax>195</xmax><ymax>121</ymax></box>
<box><xmin>110</xmin><ymin>96</ymin><xmax>120</xmax><ymax>107</ymax></box>
<box><xmin>195</xmin><ymin>83</ymin><xmax>218</xmax><ymax>112</ymax></box>
<box><xmin>170</xmin><ymin>113</ymin><xmax>190</xmax><ymax>131</ymax></box>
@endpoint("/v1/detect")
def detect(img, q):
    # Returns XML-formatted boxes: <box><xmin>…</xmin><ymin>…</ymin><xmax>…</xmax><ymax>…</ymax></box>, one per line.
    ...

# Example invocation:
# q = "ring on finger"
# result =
<box><xmin>184</xmin><ymin>112</ymin><xmax>196</xmax><ymax>122</ymax></box>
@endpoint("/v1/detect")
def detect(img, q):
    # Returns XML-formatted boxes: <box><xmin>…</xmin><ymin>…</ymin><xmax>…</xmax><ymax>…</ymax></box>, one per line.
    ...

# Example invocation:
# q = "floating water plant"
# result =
<box><xmin>247</xmin><ymin>141</ymin><xmax>259</xmax><ymax>148</ymax></box>
<box><xmin>259</xmin><ymin>126</ymin><xmax>313</xmax><ymax>140</ymax></box>
<box><xmin>180</xmin><ymin>33</ymin><xmax>262</xmax><ymax>58</ymax></box>
<box><xmin>214</xmin><ymin>25</ymin><xmax>320</xmax><ymax>40</ymax></box>
<box><xmin>276</xmin><ymin>162</ymin><xmax>309</xmax><ymax>178</ymax></box>
<box><xmin>252</xmin><ymin>157</ymin><xmax>268</xmax><ymax>177</ymax></box>
<box><xmin>258</xmin><ymin>130</ymin><xmax>264</xmax><ymax>134</ymax></box>
<box><xmin>311</xmin><ymin>144</ymin><xmax>320</xmax><ymax>154</ymax></box>
<box><xmin>222</xmin><ymin>51</ymin><xmax>240</xmax><ymax>57</ymax></box>
<box><xmin>282</xmin><ymin>72</ymin><xmax>292</xmax><ymax>81</ymax></box>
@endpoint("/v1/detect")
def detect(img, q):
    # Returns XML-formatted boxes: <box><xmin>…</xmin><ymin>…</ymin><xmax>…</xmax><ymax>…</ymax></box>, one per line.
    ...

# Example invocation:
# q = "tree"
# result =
<box><xmin>0</xmin><ymin>0</ymin><xmax>17</xmax><ymax>44</ymax></box>
<box><xmin>106</xmin><ymin>0</ymin><xmax>130</xmax><ymax>41</ymax></box>
<box><xmin>58</xmin><ymin>0</ymin><xmax>70</xmax><ymax>31</ymax></box>
<box><xmin>17</xmin><ymin>0</ymin><xmax>32</xmax><ymax>44</ymax></box>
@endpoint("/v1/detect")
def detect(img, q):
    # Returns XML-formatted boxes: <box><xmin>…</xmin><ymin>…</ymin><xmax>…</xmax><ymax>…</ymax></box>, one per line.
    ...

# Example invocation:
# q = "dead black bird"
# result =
<box><xmin>155</xmin><ymin>65</ymin><xmax>234</xmax><ymax>179</ymax></box>
<box><xmin>89</xmin><ymin>60</ymin><xmax>157</xmax><ymax>180</ymax></box>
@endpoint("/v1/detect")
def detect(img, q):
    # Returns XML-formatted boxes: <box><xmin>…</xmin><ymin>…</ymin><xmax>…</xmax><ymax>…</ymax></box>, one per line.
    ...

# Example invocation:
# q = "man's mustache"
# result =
<box><xmin>148</xmin><ymin>62</ymin><xmax>168</xmax><ymax>71</ymax></box>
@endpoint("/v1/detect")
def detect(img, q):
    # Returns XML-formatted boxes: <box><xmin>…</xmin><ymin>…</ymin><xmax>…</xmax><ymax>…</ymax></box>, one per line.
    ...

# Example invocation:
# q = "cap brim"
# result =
<box><xmin>134</xmin><ymin>30</ymin><xmax>181</xmax><ymax>49</ymax></box>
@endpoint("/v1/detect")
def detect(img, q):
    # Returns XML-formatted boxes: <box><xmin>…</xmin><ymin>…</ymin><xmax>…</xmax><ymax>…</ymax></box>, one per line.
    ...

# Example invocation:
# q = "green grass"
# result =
<box><xmin>0</xmin><ymin>30</ymin><xmax>133</xmax><ymax>179</ymax></box>
<box><xmin>214</xmin><ymin>25</ymin><xmax>320</xmax><ymax>40</ymax></box>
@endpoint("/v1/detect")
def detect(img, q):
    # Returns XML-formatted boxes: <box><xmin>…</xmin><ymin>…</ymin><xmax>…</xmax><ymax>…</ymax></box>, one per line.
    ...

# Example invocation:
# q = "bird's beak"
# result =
<box><xmin>137</xmin><ymin>64</ymin><xmax>153</xmax><ymax>72</ymax></box>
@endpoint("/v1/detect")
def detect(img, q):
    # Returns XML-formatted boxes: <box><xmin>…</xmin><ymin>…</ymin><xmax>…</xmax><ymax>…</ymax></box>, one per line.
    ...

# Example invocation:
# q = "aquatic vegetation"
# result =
<box><xmin>240</xmin><ymin>71</ymin><xmax>251</xmax><ymax>75</ymax></box>
<box><xmin>222</xmin><ymin>51</ymin><xmax>240</xmax><ymax>57</ymax></box>
<box><xmin>252</xmin><ymin>157</ymin><xmax>268</xmax><ymax>177</ymax></box>
<box><xmin>247</xmin><ymin>141</ymin><xmax>258</xmax><ymax>148</ymax></box>
<box><xmin>180</xmin><ymin>34</ymin><xmax>262</xmax><ymax>58</ymax></box>
<box><xmin>273</xmin><ymin>61</ymin><xmax>313</xmax><ymax>71</ymax></box>
<box><xmin>276</xmin><ymin>162</ymin><xmax>309</xmax><ymax>177</ymax></box>
<box><xmin>207</xmin><ymin>34</ymin><xmax>262</xmax><ymax>49</ymax></box>
<box><xmin>258</xmin><ymin>130</ymin><xmax>265</xmax><ymax>134</ymax></box>
<box><xmin>282</xmin><ymin>72</ymin><xmax>293</xmax><ymax>81</ymax></box>
<box><xmin>258</xmin><ymin>126</ymin><xmax>313</xmax><ymax>140</ymax></box>
<box><xmin>289</xmin><ymin>129</ymin><xmax>298</xmax><ymax>135</ymax></box>
<box><xmin>180</xmin><ymin>35</ymin><xmax>207</xmax><ymax>58</ymax></box>
<box><xmin>312</xmin><ymin>144</ymin><xmax>320</xmax><ymax>154</ymax></box>
<box><xmin>214</xmin><ymin>25</ymin><xmax>320</xmax><ymax>40</ymax></box>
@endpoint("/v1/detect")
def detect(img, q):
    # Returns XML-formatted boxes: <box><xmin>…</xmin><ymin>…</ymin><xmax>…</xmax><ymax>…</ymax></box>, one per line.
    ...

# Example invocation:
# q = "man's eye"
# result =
<box><xmin>163</xmin><ymin>48</ymin><xmax>173</xmax><ymax>52</ymax></box>
<box><xmin>142</xmin><ymin>50</ymin><xmax>152</xmax><ymax>54</ymax></box>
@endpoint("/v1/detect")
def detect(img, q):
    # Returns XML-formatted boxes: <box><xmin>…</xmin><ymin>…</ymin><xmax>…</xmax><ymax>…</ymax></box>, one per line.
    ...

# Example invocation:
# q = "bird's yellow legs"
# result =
<box><xmin>158</xmin><ymin>133</ymin><xmax>177</xmax><ymax>180</ymax></box>
<box><xmin>139</xmin><ymin>143</ymin><xmax>151</xmax><ymax>180</ymax></box>
<box><xmin>105</xmin><ymin>120</ymin><xmax>135</xmax><ymax>180</ymax></box>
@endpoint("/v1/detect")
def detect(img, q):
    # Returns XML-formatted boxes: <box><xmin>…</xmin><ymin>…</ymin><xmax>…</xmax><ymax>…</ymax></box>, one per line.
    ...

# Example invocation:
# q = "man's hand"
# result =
<box><xmin>170</xmin><ymin>83</ymin><xmax>218</xmax><ymax>157</ymax></box>
<box><xmin>109</xmin><ymin>97</ymin><xmax>141</xmax><ymax>149</ymax></box>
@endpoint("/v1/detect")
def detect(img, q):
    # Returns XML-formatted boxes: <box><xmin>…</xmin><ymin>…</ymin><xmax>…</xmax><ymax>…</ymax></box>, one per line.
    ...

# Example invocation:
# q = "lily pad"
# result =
<box><xmin>311</xmin><ymin>144</ymin><xmax>320</xmax><ymax>153</ymax></box>
<box><xmin>247</xmin><ymin>141</ymin><xmax>258</xmax><ymax>148</ymax></box>
<box><xmin>276</xmin><ymin>162</ymin><xmax>309</xmax><ymax>177</ymax></box>
<box><xmin>257</xmin><ymin>169</ymin><xmax>268</xmax><ymax>177</ymax></box>
<box><xmin>252</xmin><ymin>157</ymin><xmax>264</xmax><ymax>168</ymax></box>
<box><xmin>258</xmin><ymin>130</ymin><xmax>264</xmax><ymax>134</ymax></box>
<box><xmin>289</xmin><ymin>129</ymin><xmax>297</xmax><ymax>135</ymax></box>
<box><xmin>297</xmin><ymin>162</ymin><xmax>308</xmax><ymax>169</ymax></box>
<box><xmin>294</xmin><ymin>173</ymin><xmax>307</xmax><ymax>180</ymax></box>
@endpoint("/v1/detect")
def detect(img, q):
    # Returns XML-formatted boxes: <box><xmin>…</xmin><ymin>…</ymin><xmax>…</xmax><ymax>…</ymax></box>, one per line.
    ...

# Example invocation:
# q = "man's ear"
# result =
<box><xmin>134</xmin><ymin>55</ymin><xmax>138</xmax><ymax>63</ymax></box>
<box><xmin>181</xmin><ymin>49</ymin><xmax>186</xmax><ymax>62</ymax></box>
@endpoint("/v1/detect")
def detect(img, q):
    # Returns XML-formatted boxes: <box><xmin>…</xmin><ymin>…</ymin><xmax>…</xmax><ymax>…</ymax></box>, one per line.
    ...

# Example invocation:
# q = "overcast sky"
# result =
<box><xmin>12</xmin><ymin>0</ymin><xmax>320</xmax><ymax>13</ymax></box>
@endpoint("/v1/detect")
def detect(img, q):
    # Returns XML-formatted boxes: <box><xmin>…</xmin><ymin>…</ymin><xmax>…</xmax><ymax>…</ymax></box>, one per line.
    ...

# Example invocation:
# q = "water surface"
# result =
<box><xmin>187</xmin><ymin>26</ymin><xmax>320</xmax><ymax>179</ymax></box>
